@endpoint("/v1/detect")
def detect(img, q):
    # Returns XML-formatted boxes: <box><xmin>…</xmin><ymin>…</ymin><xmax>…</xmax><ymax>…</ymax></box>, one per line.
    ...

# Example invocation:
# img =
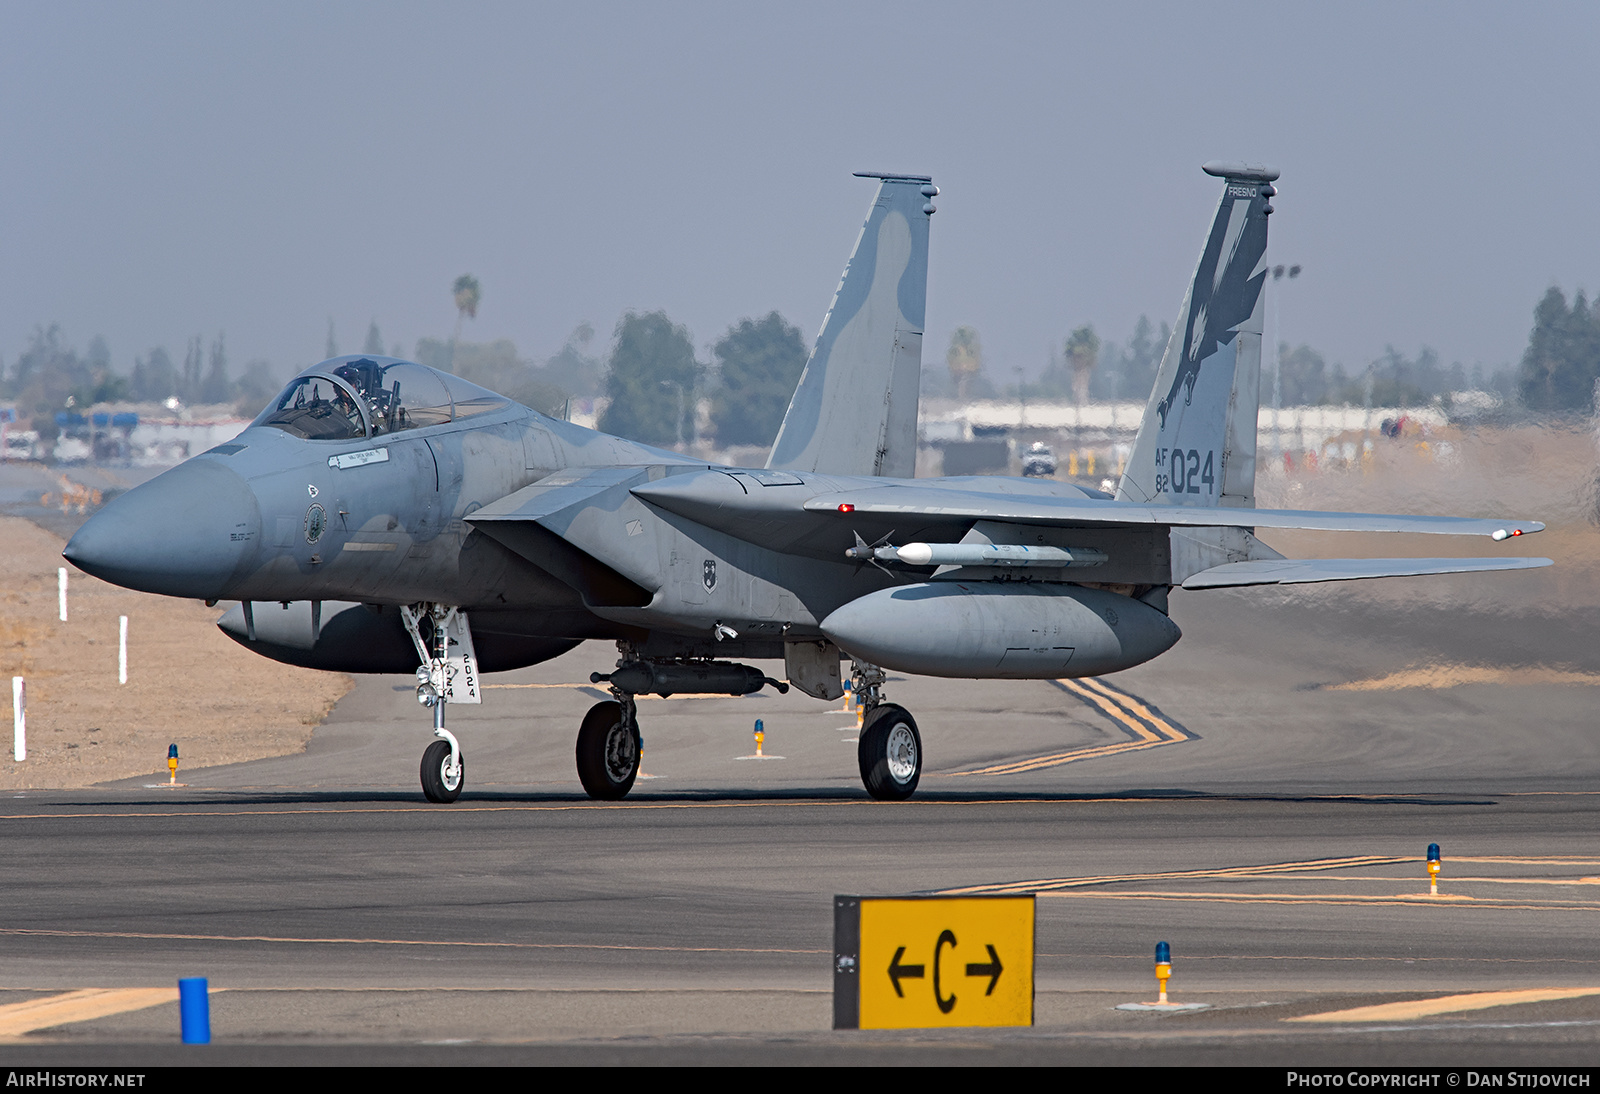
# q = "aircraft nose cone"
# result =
<box><xmin>63</xmin><ymin>459</ymin><xmax>261</xmax><ymax>599</ymax></box>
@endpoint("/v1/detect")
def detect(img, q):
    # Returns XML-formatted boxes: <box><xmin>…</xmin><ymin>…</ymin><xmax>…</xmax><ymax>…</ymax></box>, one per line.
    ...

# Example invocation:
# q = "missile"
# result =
<box><xmin>843</xmin><ymin>541</ymin><xmax>1108</xmax><ymax>568</ymax></box>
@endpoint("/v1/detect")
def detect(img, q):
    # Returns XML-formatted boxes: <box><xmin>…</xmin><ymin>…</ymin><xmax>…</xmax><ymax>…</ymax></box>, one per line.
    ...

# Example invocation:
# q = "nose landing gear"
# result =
<box><xmin>402</xmin><ymin>603</ymin><xmax>478</xmax><ymax>803</ymax></box>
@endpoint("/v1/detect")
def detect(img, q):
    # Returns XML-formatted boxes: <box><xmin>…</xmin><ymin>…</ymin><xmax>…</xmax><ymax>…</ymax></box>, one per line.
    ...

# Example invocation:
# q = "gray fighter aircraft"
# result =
<box><xmin>64</xmin><ymin>165</ymin><xmax>1550</xmax><ymax>803</ymax></box>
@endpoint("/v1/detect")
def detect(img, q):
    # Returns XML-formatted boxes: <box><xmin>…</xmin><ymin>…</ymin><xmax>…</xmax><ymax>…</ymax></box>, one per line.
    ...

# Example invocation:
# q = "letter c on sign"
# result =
<box><xmin>934</xmin><ymin>929</ymin><xmax>957</xmax><ymax>1014</ymax></box>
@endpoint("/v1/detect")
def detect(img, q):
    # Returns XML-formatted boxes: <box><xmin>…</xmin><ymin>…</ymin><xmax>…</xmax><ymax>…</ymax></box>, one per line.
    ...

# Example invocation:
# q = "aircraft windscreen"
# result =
<box><xmin>253</xmin><ymin>358</ymin><xmax>511</xmax><ymax>440</ymax></box>
<box><xmin>436</xmin><ymin>371</ymin><xmax>512</xmax><ymax>419</ymax></box>
<box><xmin>254</xmin><ymin>376</ymin><xmax>367</xmax><ymax>440</ymax></box>
<box><xmin>331</xmin><ymin>360</ymin><xmax>453</xmax><ymax>434</ymax></box>
<box><xmin>255</xmin><ymin>358</ymin><xmax>466</xmax><ymax>439</ymax></box>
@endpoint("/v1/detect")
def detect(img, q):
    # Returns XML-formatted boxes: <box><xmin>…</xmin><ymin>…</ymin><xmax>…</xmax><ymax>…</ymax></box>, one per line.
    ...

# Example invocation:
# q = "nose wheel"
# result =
<box><xmin>421</xmin><ymin>738</ymin><xmax>464</xmax><ymax>803</ymax></box>
<box><xmin>577</xmin><ymin>699</ymin><xmax>641</xmax><ymax>800</ymax></box>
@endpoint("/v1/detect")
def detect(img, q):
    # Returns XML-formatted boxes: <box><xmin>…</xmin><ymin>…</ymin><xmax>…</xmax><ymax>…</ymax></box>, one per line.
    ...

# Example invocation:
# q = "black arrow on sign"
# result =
<box><xmin>887</xmin><ymin>946</ymin><xmax>925</xmax><ymax>998</ymax></box>
<box><xmin>966</xmin><ymin>944</ymin><xmax>1004</xmax><ymax>995</ymax></box>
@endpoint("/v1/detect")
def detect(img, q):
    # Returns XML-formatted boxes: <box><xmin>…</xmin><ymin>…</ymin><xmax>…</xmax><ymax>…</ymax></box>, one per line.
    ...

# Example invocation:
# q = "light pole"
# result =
<box><xmin>1270</xmin><ymin>263</ymin><xmax>1302</xmax><ymax>463</ymax></box>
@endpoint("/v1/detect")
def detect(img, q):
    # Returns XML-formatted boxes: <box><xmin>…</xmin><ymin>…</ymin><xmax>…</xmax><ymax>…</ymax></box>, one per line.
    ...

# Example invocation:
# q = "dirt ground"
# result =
<box><xmin>1253</xmin><ymin>421</ymin><xmax>1600</xmax><ymax>613</ymax></box>
<box><xmin>0</xmin><ymin>516</ymin><xmax>350</xmax><ymax>789</ymax></box>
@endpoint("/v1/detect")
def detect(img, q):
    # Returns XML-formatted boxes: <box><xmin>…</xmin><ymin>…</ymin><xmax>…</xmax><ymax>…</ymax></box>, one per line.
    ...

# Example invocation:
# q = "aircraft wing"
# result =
<box><xmin>799</xmin><ymin>486</ymin><xmax>1546</xmax><ymax>539</ymax></box>
<box><xmin>1181</xmin><ymin>556</ymin><xmax>1553</xmax><ymax>589</ymax></box>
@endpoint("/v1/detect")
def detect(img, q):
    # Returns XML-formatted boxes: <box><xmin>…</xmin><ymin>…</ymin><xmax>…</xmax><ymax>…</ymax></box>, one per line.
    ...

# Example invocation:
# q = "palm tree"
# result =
<box><xmin>1065</xmin><ymin>325</ymin><xmax>1100</xmax><ymax>405</ymax></box>
<box><xmin>447</xmin><ymin>275</ymin><xmax>481</xmax><ymax>372</ymax></box>
<box><xmin>947</xmin><ymin>326</ymin><xmax>982</xmax><ymax>402</ymax></box>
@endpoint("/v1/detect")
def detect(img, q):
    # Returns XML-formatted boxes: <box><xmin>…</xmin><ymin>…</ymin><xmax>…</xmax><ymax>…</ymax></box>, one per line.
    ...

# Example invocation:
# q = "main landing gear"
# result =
<box><xmin>851</xmin><ymin>661</ymin><xmax>922</xmax><ymax>801</ymax></box>
<box><xmin>578</xmin><ymin>643</ymin><xmax>789</xmax><ymax>801</ymax></box>
<box><xmin>576</xmin><ymin>695</ymin><xmax>640</xmax><ymax>800</ymax></box>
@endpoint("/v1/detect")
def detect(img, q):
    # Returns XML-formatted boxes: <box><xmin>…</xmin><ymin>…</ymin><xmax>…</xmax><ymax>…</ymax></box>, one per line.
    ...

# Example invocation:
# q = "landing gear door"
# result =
<box><xmin>785</xmin><ymin>639</ymin><xmax>845</xmax><ymax>701</ymax></box>
<box><xmin>402</xmin><ymin>606</ymin><xmax>482</xmax><ymax>705</ymax></box>
<box><xmin>440</xmin><ymin>612</ymin><xmax>482</xmax><ymax>704</ymax></box>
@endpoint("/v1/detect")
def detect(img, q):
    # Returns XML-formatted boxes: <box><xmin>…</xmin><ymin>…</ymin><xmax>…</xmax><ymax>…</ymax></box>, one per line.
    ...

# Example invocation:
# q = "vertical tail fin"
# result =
<box><xmin>1116</xmin><ymin>162</ymin><xmax>1277</xmax><ymax>509</ymax></box>
<box><xmin>767</xmin><ymin>172</ymin><xmax>934</xmax><ymax>478</ymax></box>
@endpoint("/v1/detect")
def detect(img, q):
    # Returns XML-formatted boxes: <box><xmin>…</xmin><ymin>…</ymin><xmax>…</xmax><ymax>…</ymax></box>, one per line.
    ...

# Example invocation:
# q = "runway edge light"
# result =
<box><xmin>833</xmin><ymin>894</ymin><xmax>1034</xmax><ymax>1030</ymax></box>
<box><xmin>1427</xmin><ymin>842</ymin><xmax>1442</xmax><ymax>896</ymax></box>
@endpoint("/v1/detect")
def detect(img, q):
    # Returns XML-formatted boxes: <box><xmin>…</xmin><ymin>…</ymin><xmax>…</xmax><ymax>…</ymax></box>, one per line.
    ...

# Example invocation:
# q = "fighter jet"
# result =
<box><xmin>63</xmin><ymin>165</ymin><xmax>1550</xmax><ymax>804</ymax></box>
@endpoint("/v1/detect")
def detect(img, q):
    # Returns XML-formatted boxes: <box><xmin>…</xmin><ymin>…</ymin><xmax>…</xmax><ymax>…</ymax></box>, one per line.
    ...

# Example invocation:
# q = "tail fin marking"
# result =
<box><xmin>1117</xmin><ymin>162</ymin><xmax>1277</xmax><ymax>509</ymax></box>
<box><xmin>767</xmin><ymin>173</ymin><xmax>932</xmax><ymax>478</ymax></box>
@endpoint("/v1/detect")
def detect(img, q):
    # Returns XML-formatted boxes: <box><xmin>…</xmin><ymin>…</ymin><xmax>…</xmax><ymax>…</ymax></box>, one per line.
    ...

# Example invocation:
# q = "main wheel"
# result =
<box><xmin>576</xmin><ymin>700</ymin><xmax>640</xmax><ymax>801</ymax></box>
<box><xmin>420</xmin><ymin>739</ymin><xmax>464</xmax><ymax>803</ymax></box>
<box><xmin>858</xmin><ymin>704</ymin><xmax>922</xmax><ymax>801</ymax></box>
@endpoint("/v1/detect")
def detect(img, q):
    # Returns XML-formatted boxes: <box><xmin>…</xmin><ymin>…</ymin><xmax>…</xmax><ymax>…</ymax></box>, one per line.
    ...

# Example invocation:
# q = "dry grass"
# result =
<box><xmin>0</xmin><ymin>516</ymin><xmax>350</xmax><ymax>788</ymax></box>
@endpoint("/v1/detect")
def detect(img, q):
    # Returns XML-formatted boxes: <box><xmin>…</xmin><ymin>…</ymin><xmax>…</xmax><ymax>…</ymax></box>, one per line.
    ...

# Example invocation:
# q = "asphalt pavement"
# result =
<box><xmin>1</xmin><ymin>568</ymin><xmax>1597</xmax><ymax>1065</ymax></box>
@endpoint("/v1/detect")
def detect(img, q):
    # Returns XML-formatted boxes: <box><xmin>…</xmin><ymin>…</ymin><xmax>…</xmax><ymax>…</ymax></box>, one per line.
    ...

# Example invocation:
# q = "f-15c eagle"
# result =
<box><xmin>64</xmin><ymin>165</ymin><xmax>1549</xmax><ymax>803</ymax></box>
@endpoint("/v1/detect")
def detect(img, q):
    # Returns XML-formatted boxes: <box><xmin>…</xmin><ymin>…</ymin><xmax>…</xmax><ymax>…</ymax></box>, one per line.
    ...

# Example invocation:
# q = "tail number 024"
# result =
<box><xmin>1154</xmin><ymin>448</ymin><xmax>1216</xmax><ymax>496</ymax></box>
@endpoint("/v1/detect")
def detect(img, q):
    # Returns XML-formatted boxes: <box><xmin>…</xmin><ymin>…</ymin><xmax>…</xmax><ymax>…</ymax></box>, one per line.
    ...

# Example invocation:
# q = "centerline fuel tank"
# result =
<box><xmin>819</xmin><ymin>582</ymin><xmax>1180</xmax><ymax>679</ymax></box>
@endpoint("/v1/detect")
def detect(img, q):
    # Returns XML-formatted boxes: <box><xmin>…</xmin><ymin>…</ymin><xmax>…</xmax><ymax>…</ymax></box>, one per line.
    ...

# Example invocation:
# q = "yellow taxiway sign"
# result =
<box><xmin>834</xmin><ymin>894</ymin><xmax>1034</xmax><ymax>1029</ymax></box>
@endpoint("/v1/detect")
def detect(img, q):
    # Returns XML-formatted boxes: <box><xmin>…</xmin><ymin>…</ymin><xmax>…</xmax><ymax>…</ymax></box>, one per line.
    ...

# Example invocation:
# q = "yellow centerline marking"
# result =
<box><xmin>1277</xmin><ymin>875</ymin><xmax>1600</xmax><ymax>887</ymax></box>
<box><xmin>0</xmin><ymin>927</ymin><xmax>825</xmax><ymax>954</ymax></box>
<box><xmin>1034</xmin><ymin>889</ymin><xmax>1595</xmax><ymax>910</ymax></box>
<box><xmin>1451</xmin><ymin>857</ymin><xmax>1600</xmax><ymax>866</ymax></box>
<box><xmin>941</xmin><ymin>677</ymin><xmax>1192</xmax><ymax>777</ymax></box>
<box><xmin>1288</xmin><ymin>987</ymin><xmax>1600</xmax><ymax>1023</ymax></box>
<box><xmin>939</xmin><ymin>855</ymin><xmax>1410</xmax><ymax>895</ymax></box>
<box><xmin>0</xmin><ymin>988</ymin><xmax>179</xmax><ymax>1037</ymax></box>
<box><xmin>0</xmin><ymin>801</ymin><xmax>878</xmax><ymax>821</ymax></box>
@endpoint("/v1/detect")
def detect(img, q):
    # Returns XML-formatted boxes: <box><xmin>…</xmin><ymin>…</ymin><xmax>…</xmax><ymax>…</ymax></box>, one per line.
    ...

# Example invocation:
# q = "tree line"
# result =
<box><xmin>6</xmin><ymin>278</ymin><xmax>1593</xmax><ymax>451</ymax></box>
<box><xmin>0</xmin><ymin>309</ymin><xmax>813</xmax><ymax>451</ymax></box>
<box><xmin>939</xmin><ymin>304</ymin><xmax>1550</xmax><ymax>412</ymax></box>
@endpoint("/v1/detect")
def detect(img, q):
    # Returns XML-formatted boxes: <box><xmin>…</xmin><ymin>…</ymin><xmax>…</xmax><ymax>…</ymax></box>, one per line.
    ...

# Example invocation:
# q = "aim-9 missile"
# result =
<box><xmin>843</xmin><ymin>541</ymin><xmax>1109</xmax><ymax>568</ymax></box>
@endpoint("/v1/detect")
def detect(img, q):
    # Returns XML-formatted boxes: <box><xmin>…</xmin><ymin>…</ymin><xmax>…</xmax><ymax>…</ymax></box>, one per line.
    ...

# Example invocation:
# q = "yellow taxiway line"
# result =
<box><xmin>939</xmin><ymin>855</ymin><xmax>1411</xmax><ymax>895</ymax></box>
<box><xmin>1288</xmin><ymin>987</ymin><xmax>1600</xmax><ymax>1023</ymax></box>
<box><xmin>1033</xmin><ymin>889</ymin><xmax>1594</xmax><ymax>911</ymax></box>
<box><xmin>942</xmin><ymin>677</ymin><xmax>1192</xmax><ymax>778</ymax></box>
<box><xmin>0</xmin><ymin>927</ymin><xmax>825</xmax><ymax>955</ymax></box>
<box><xmin>0</xmin><ymin>988</ymin><xmax>178</xmax><ymax>1038</ymax></box>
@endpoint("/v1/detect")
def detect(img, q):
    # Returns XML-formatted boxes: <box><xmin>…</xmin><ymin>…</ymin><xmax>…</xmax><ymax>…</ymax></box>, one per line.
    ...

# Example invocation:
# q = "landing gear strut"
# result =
<box><xmin>852</xmin><ymin>660</ymin><xmax>922</xmax><ymax>800</ymax></box>
<box><xmin>403</xmin><ymin>603</ymin><xmax>470</xmax><ymax>803</ymax></box>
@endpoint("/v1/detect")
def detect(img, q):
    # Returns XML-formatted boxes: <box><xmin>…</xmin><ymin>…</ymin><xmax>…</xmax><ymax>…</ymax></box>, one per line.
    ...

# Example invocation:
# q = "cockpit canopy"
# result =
<box><xmin>253</xmin><ymin>356</ymin><xmax>511</xmax><ymax>441</ymax></box>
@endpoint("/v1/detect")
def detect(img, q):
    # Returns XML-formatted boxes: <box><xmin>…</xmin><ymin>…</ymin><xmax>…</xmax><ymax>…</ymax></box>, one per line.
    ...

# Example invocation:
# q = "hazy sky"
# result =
<box><xmin>3</xmin><ymin>1</ymin><xmax>1596</xmax><ymax>389</ymax></box>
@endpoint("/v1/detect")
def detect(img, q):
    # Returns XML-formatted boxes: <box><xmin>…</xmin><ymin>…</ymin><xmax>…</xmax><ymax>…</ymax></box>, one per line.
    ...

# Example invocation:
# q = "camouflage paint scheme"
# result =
<box><xmin>64</xmin><ymin>167</ymin><xmax>1550</xmax><ymax>800</ymax></box>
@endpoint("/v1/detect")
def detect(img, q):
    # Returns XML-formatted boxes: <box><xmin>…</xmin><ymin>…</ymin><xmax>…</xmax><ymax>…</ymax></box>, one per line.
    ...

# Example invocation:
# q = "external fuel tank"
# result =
<box><xmin>819</xmin><ymin>583</ymin><xmax>1180</xmax><ymax>679</ymax></box>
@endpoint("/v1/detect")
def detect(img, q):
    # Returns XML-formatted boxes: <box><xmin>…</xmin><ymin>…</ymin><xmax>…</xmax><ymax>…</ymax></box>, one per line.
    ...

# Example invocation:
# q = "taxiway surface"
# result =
<box><xmin>1</xmin><ymin>569</ymin><xmax>1597</xmax><ymax>1064</ymax></box>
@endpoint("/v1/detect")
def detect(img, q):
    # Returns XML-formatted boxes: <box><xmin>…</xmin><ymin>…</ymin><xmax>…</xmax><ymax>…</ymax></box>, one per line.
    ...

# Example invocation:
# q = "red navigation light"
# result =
<box><xmin>838</xmin><ymin>503</ymin><xmax>855</xmax><ymax>513</ymax></box>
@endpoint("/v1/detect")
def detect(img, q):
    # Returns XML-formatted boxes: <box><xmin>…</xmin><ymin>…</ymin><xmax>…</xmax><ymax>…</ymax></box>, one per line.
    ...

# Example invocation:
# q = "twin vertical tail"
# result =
<box><xmin>1117</xmin><ymin>162</ymin><xmax>1278</xmax><ymax>509</ymax></box>
<box><xmin>767</xmin><ymin>172</ymin><xmax>934</xmax><ymax>479</ymax></box>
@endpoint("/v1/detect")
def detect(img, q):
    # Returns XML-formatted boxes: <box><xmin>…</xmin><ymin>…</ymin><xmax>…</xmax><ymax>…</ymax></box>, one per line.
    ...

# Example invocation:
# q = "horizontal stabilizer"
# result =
<box><xmin>1181</xmin><ymin>556</ymin><xmax>1553</xmax><ymax>589</ymax></box>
